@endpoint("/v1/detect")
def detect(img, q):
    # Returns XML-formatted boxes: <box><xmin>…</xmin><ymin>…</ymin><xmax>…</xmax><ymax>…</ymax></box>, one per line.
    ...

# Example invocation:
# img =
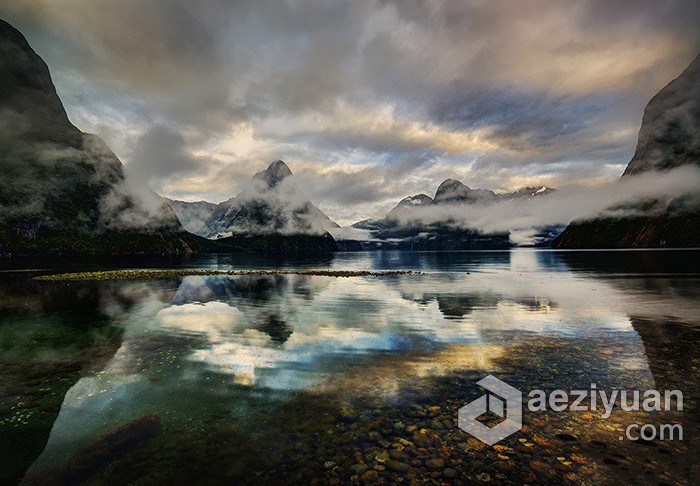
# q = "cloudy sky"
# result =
<box><xmin>2</xmin><ymin>0</ymin><xmax>700</xmax><ymax>224</ymax></box>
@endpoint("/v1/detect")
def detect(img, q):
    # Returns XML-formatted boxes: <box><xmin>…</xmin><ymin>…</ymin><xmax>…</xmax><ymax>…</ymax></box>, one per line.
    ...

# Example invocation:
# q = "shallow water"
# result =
<box><xmin>1</xmin><ymin>249</ymin><xmax>699</xmax><ymax>484</ymax></box>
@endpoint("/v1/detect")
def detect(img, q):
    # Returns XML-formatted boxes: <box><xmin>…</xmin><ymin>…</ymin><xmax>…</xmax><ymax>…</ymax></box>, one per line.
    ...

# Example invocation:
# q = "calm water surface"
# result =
<box><xmin>0</xmin><ymin>250</ymin><xmax>699</xmax><ymax>484</ymax></box>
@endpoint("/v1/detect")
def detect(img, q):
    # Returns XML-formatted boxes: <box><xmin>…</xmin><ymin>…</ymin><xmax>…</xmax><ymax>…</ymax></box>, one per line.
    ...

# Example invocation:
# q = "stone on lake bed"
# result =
<box><xmin>386</xmin><ymin>460</ymin><xmax>410</xmax><ymax>473</ymax></box>
<box><xmin>339</xmin><ymin>405</ymin><xmax>358</xmax><ymax>421</ymax></box>
<box><xmin>375</xmin><ymin>451</ymin><xmax>390</xmax><ymax>463</ymax></box>
<box><xmin>348</xmin><ymin>463</ymin><xmax>368</xmax><ymax>475</ymax></box>
<box><xmin>412</xmin><ymin>432</ymin><xmax>431</xmax><ymax>448</ymax></box>
<box><xmin>389</xmin><ymin>450</ymin><xmax>410</xmax><ymax>461</ymax></box>
<box><xmin>530</xmin><ymin>460</ymin><xmax>551</xmax><ymax>473</ymax></box>
<box><xmin>361</xmin><ymin>470</ymin><xmax>379</xmax><ymax>481</ymax></box>
<box><xmin>425</xmin><ymin>458</ymin><xmax>445</xmax><ymax>469</ymax></box>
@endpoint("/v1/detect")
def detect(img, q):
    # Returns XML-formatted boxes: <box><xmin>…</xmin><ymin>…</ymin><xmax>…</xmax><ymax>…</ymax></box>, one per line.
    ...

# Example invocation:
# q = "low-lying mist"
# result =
<box><xmin>367</xmin><ymin>166</ymin><xmax>700</xmax><ymax>245</ymax></box>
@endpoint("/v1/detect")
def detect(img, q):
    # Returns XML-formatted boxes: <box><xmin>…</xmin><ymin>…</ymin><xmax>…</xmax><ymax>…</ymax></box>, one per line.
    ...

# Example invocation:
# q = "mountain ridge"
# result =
<box><xmin>167</xmin><ymin>160</ymin><xmax>338</xmax><ymax>240</ymax></box>
<box><xmin>554</xmin><ymin>52</ymin><xmax>700</xmax><ymax>248</ymax></box>
<box><xmin>622</xmin><ymin>53</ymin><xmax>700</xmax><ymax>176</ymax></box>
<box><xmin>346</xmin><ymin>179</ymin><xmax>558</xmax><ymax>249</ymax></box>
<box><xmin>0</xmin><ymin>19</ymin><xmax>206</xmax><ymax>256</ymax></box>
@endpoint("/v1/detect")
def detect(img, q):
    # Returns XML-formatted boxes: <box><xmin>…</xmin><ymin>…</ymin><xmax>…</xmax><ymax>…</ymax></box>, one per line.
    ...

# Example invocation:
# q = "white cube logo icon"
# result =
<box><xmin>458</xmin><ymin>375</ymin><xmax>523</xmax><ymax>446</ymax></box>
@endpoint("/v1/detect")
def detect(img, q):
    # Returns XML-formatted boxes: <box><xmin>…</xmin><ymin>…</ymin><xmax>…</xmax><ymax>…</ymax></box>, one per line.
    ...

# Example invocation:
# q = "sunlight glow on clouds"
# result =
<box><xmin>1</xmin><ymin>0</ymin><xmax>699</xmax><ymax>223</ymax></box>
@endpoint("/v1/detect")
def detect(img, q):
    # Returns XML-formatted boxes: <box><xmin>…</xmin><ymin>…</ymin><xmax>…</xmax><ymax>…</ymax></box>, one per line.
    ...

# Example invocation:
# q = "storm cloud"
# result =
<box><xmin>1</xmin><ymin>0</ymin><xmax>699</xmax><ymax>224</ymax></box>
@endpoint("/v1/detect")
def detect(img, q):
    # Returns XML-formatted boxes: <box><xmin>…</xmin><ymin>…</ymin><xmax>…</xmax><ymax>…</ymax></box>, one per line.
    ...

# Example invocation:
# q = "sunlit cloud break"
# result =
<box><xmin>2</xmin><ymin>0</ymin><xmax>700</xmax><ymax>224</ymax></box>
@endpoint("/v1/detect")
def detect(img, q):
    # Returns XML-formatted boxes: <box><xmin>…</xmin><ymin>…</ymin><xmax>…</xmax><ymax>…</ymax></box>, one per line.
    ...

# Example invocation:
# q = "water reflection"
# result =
<box><xmin>0</xmin><ymin>249</ymin><xmax>698</xmax><ymax>484</ymax></box>
<box><xmin>0</xmin><ymin>276</ymin><xmax>127</xmax><ymax>483</ymax></box>
<box><xmin>554</xmin><ymin>248</ymin><xmax>700</xmax><ymax>274</ymax></box>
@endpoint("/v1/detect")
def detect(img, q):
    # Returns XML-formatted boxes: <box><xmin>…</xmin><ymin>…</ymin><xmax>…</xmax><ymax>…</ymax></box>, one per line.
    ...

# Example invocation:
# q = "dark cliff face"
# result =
<box><xmin>551</xmin><ymin>211</ymin><xmax>700</xmax><ymax>249</ymax></box>
<box><xmin>554</xmin><ymin>53</ymin><xmax>700</xmax><ymax>249</ymax></box>
<box><xmin>0</xmin><ymin>18</ymin><xmax>123</xmax><ymax>217</ymax></box>
<box><xmin>0</xmin><ymin>19</ymin><xmax>81</xmax><ymax>148</ymax></box>
<box><xmin>0</xmin><ymin>19</ymin><xmax>198</xmax><ymax>256</ymax></box>
<box><xmin>623</xmin><ymin>54</ymin><xmax>700</xmax><ymax>176</ymax></box>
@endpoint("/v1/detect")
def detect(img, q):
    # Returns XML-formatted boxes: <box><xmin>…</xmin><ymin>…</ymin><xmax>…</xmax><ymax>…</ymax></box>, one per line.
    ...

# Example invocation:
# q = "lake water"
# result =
<box><xmin>1</xmin><ymin>250</ymin><xmax>699</xmax><ymax>484</ymax></box>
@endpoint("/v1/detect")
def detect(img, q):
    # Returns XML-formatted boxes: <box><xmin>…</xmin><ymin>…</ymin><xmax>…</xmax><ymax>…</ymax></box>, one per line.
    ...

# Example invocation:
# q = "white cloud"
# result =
<box><xmin>2</xmin><ymin>0</ymin><xmax>699</xmax><ymax>223</ymax></box>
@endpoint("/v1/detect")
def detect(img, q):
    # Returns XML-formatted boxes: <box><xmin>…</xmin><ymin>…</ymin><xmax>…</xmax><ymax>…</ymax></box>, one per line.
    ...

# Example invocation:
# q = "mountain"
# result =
<box><xmin>499</xmin><ymin>186</ymin><xmax>556</xmax><ymax>200</ymax></box>
<box><xmin>431</xmin><ymin>179</ymin><xmax>498</xmax><ymax>205</ymax></box>
<box><xmin>390</xmin><ymin>194</ymin><xmax>433</xmax><ymax>211</ymax></box>
<box><xmin>199</xmin><ymin>160</ymin><xmax>338</xmax><ymax>239</ymax></box>
<box><xmin>164</xmin><ymin>198</ymin><xmax>217</xmax><ymax>235</ymax></box>
<box><xmin>622</xmin><ymin>54</ymin><xmax>700</xmax><ymax>176</ymax></box>
<box><xmin>430</xmin><ymin>181</ymin><xmax>554</xmax><ymax>206</ymax></box>
<box><xmin>554</xmin><ymin>54</ymin><xmax>700</xmax><ymax>248</ymax></box>
<box><xmin>0</xmin><ymin>19</ymin><xmax>205</xmax><ymax>256</ymax></box>
<box><xmin>165</xmin><ymin>160</ymin><xmax>339</xmax><ymax>252</ymax></box>
<box><xmin>346</xmin><ymin>180</ymin><xmax>557</xmax><ymax>250</ymax></box>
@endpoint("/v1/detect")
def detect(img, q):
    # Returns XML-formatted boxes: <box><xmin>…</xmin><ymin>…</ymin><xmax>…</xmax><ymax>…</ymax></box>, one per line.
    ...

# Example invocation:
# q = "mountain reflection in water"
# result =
<box><xmin>0</xmin><ymin>249</ymin><xmax>698</xmax><ymax>484</ymax></box>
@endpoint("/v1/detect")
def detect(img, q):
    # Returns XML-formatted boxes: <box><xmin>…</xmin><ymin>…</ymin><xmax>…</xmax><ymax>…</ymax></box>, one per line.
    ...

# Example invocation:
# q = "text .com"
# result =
<box><xmin>458</xmin><ymin>375</ymin><xmax>683</xmax><ymax>445</ymax></box>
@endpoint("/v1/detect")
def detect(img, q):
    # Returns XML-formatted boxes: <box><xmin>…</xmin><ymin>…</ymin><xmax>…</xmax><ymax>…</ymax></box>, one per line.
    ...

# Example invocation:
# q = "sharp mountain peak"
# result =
<box><xmin>253</xmin><ymin>160</ymin><xmax>293</xmax><ymax>188</ymax></box>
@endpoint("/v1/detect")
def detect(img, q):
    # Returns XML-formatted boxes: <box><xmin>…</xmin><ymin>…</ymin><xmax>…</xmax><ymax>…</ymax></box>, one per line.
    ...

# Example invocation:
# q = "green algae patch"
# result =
<box><xmin>35</xmin><ymin>269</ymin><xmax>418</xmax><ymax>282</ymax></box>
